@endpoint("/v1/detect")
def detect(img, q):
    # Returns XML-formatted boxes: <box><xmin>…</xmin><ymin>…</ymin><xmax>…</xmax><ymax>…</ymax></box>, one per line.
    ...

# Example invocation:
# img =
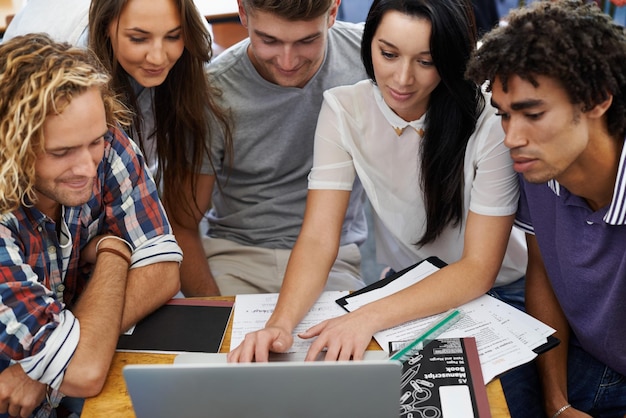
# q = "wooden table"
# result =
<box><xmin>82</xmin><ymin>297</ymin><xmax>511</xmax><ymax>417</ymax></box>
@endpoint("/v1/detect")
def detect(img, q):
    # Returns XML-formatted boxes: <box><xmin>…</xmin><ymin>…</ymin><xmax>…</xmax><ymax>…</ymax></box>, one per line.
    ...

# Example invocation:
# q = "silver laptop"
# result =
<box><xmin>123</xmin><ymin>359</ymin><xmax>402</xmax><ymax>418</ymax></box>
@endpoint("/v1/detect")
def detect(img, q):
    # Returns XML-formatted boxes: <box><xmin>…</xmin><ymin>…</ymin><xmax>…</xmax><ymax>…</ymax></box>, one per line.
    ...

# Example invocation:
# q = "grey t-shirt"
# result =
<box><xmin>205</xmin><ymin>21</ymin><xmax>368</xmax><ymax>249</ymax></box>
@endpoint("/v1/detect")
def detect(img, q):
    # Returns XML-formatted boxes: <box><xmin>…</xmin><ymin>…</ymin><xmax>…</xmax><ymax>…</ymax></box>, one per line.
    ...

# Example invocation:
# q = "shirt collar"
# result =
<box><xmin>129</xmin><ymin>76</ymin><xmax>145</xmax><ymax>97</ymax></box>
<box><xmin>372</xmin><ymin>83</ymin><xmax>426</xmax><ymax>137</ymax></box>
<box><xmin>604</xmin><ymin>138</ymin><xmax>626</xmax><ymax>225</ymax></box>
<box><xmin>547</xmin><ymin>138</ymin><xmax>626</xmax><ymax>225</ymax></box>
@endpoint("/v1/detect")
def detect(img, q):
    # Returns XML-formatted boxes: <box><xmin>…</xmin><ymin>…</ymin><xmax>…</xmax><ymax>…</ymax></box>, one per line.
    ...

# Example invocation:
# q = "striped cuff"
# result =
<box><xmin>513</xmin><ymin>219</ymin><xmax>535</xmax><ymax>235</ymax></box>
<box><xmin>130</xmin><ymin>233</ymin><xmax>183</xmax><ymax>269</ymax></box>
<box><xmin>19</xmin><ymin>310</ymin><xmax>80</xmax><ymax>390</ymax></box>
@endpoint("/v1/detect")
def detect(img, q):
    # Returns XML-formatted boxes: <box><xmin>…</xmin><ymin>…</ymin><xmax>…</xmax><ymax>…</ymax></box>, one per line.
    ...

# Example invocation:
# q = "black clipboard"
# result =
<box><xmin>533</xmin><ymin>335</ymin><xmax>560</xmax><ymax>354</ymax></box>
<box><xmin>335</xmin><ymin>256</ymin><xmax>560</xmax><ymax>355</ymax></box>
<box><xmin>335</xmin><ymin>256</ymin><xmax>448</xmax><ymax>312</ymax></box>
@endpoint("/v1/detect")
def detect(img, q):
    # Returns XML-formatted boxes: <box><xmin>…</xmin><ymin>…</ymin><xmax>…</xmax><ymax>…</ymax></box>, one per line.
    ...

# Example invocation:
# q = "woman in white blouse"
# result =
<box><xmin>229</xmin><ymin>0</ymin><xmax>527</xmax><ymax>363</ymax></box>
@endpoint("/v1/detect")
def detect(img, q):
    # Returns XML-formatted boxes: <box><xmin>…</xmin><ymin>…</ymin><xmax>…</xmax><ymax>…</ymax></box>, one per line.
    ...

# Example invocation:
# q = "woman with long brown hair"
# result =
<box><xmin>4</xmin><ymin>0</ymin><xmax>233</xmax><ymax>218</ymax></box>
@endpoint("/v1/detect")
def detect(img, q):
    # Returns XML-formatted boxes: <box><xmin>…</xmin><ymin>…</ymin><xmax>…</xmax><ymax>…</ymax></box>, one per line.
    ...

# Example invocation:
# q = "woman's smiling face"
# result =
<box><xmin>107</xmin><ymin>0</ymin><xmax>185</xmax><ymax>88</ymax></box>
<box><xmin>371</xmin><ymin>11</ymin><xmax>441</xmax><ymax>122</ymax></box>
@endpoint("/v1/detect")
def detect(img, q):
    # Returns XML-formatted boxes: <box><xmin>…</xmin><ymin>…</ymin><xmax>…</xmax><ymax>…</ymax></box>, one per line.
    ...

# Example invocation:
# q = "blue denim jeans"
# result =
<box><xmin>567</xmin><ymin>344</ymin><xmax>626</xmax><ymax>417</ymax></box>
<box><xmin>488</xmin><ymin>276</ymin><xmax>526</xmax><ymax>312</ymax></box>
<box><xmin>500</xmin><ymin>343</ymin><xmax>626</xmax><ymax>418</ymax></box>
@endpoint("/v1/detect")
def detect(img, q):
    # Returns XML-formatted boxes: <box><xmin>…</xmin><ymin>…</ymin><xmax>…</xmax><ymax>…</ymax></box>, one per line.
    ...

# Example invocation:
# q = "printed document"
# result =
<box><xmin>230</xmin><ymin>291</ymin><xmax>349</xmax><ymax>353</ymax></box>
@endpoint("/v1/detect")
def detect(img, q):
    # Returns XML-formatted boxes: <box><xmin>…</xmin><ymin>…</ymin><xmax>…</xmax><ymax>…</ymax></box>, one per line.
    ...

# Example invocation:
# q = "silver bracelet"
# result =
<box><xmin>551</xmin><ymin>404</ymin><xmax>571</xmax><ymax>418</ymax></box>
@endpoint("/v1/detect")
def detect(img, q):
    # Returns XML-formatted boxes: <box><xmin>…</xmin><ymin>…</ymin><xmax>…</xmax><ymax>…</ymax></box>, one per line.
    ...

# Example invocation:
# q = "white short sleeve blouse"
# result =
<box><xmin>309</xmin><ymin>80</ymin><xmax>527</xmax><ymax>286</ymax></box>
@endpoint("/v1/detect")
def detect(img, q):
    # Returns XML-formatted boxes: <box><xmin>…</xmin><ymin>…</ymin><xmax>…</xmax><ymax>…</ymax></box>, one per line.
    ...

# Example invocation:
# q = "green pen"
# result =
<box><xmin>389</xmin><ymin>309</ymin><xmax>462</xmax><ymax>362</ymax></box>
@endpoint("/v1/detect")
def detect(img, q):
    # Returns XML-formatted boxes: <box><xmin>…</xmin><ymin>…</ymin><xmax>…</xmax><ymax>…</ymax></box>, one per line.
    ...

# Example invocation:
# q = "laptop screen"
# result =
<box><xmin>123</xmin><ymin>360</ymin><xmax>402</xmax><ymax>418</ymax></box>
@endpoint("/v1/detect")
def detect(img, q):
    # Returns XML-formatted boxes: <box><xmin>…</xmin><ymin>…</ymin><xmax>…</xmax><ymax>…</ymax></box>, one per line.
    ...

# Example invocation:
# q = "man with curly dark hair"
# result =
<box><xmin>466</xmin><ymin>1</ymin><xmax>626</xmax><ymax>417</ymax></box>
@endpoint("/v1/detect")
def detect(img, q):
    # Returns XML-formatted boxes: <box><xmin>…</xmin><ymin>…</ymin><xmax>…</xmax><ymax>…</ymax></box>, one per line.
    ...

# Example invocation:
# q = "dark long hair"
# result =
<box><xmin>362</xmin><ymin>0</ymin><xmax>484</xmax><ymax>246</ymax></box>
<box><xmin>88</xmin><ymin>0</ymin><xmax>233</xmax><ymax>218</ymax></box>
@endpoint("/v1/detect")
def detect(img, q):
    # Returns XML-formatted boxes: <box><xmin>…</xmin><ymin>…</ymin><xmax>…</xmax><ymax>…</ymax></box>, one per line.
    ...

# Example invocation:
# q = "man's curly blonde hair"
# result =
<box><xmin>0</xmin><ymin>33</ymin><xmax>130</xmax><ymax>215</ymax></box>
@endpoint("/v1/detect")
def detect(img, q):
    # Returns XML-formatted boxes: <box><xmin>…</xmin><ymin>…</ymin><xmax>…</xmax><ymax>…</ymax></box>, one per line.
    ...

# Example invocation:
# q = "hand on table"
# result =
<box><xmin>227</xmin><ymin>326</ymin><xmax>294</xmax><ymax>363</ymax></box>
<box><xmin>0</xmin><ymin>364</ymin><xmax>47</xmax><ymax>418</ymax></box>
<box><xmin>298</xmin><ymin>311</ymin><xmax>377</xmax><ymax>361</ymax></box>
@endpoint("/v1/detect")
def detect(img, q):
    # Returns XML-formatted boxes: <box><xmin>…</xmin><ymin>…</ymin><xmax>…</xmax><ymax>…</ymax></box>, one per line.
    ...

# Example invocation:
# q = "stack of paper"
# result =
<box><xmin>229</xmin><ymin>259</ymin><xmax>555</xmax><ymax>384</ymax></box>
<box><xmin>339</xmin><ymin>259</ymin><xmax>555</xmax><ymax>383</ymax></box>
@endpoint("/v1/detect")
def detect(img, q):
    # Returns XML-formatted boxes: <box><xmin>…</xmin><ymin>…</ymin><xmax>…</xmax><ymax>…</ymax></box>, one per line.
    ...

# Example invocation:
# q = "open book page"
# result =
<box><xmin>229</xmin><ymin>291</ymin><xmax>349</xmax><ymax>352</ymax></box>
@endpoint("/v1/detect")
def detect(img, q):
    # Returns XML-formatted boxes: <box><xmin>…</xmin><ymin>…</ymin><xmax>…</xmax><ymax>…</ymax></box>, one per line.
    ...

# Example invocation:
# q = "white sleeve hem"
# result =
<box><xmin>19</xmin><ymin>310</ymin><xmax>80</xmax><ymax>390</ymax></box>
<box><xmin>130</xmin><ymin>233</ymin><xmax>183</xmax><ymax>269</ymax></box>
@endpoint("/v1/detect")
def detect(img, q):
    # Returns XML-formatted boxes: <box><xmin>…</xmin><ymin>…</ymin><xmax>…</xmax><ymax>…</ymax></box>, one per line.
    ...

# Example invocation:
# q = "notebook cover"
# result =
<box><xmin>116</xmin><ymin>299</ymin><xmax>233</xmax><ymax>354</ymax></box>
<box><xmin>400</xmin><ymin>337</ymin><xmax>491</xmax><ymax>418</ymax></box>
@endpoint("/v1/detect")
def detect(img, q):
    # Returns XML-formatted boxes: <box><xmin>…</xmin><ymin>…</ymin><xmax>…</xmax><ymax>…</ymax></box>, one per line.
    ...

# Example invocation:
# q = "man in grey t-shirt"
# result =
<box><xmin>168</xmin><ymin>0</ymin><xmax>368</xmax><ymax>296</ymax></box>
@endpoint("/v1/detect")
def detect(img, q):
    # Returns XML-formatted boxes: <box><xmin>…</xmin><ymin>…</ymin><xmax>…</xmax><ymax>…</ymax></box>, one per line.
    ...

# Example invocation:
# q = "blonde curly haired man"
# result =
<box><xmin>0</xmin><ymin>34</ymin><xmax>182</xmax><ymax>418</ymax></box>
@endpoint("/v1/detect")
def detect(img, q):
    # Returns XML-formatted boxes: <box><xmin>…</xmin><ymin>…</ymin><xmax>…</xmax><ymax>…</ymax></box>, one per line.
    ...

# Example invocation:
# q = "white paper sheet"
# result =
<box><xmin>229</xmin><ymin>291</ymin><xmax>349</xmax><ymax>353</ymax></box>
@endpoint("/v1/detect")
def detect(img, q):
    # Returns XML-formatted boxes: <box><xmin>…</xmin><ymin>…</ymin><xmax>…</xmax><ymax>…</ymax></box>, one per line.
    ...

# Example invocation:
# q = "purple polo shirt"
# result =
<box><xmin>515</xmin><ymin>141</ymin><xmax>626</xmax><ymax>377</ymax></box>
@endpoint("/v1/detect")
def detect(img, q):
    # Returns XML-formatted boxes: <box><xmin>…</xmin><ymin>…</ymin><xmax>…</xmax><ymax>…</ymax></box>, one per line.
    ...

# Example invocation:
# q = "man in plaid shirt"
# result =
<box><xmin>0</xmin><ymin>34</ymin><xmax>182</xmax><ymax>417</ymax></box>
